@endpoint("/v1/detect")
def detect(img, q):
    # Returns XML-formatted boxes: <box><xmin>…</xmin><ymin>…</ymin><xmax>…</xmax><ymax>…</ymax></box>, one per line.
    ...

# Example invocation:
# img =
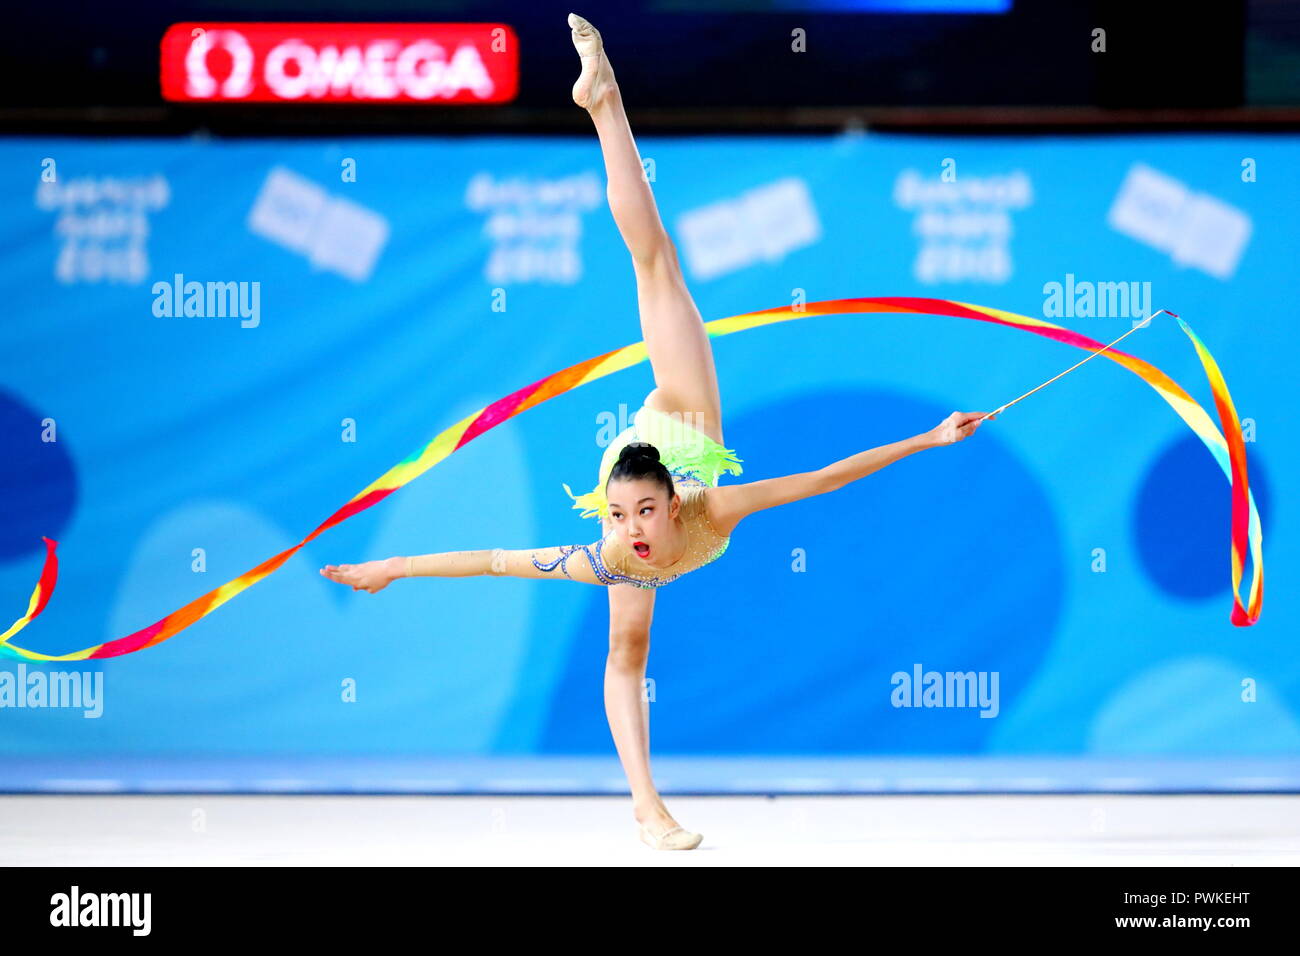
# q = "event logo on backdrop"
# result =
<box><xmin>675</xmin><ymin>177</ymin><xmax>822</xmax><ymax>281</ymax></box>
<box><xmin>465</xmin><ymin>170</ymin><xmax>603</xmax><ymax>284</ymax></box>
<box><xmin>247</xmin><ymin>166</ymin><xmax>390</xmax><ymax>282</ymax></box>
<box><xmin>893</xmin><ymin>167</ymin><xmax>1033</xmax><ymax>284</ymax></box>
<box><xmin>1106</xmin><ymin>163</ymin><xmax>1252</xmax><ymax>280</ymax></box>
<box><xmin>35</xmin><ymin>169</ymin><xmax>170</xmax><ymax>285</ymax></box>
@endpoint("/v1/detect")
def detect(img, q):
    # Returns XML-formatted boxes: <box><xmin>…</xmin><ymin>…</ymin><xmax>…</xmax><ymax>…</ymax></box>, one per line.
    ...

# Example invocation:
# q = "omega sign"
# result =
<box><xmin>160</xmin><ymin>23</ymin><xmax>518</xmax><ymax>103</ymax></box>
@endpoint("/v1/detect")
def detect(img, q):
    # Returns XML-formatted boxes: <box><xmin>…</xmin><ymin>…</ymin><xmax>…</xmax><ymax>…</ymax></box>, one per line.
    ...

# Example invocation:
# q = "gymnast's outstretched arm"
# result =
<box><xmin>704</xmin><ymin>410</ymin><xmax>995</xmax><ymax>536</ymax></box>
<box><xmin>320</xmin><ymin>543</ymin><xmax>609</xmax><ymax>593</ymax></box>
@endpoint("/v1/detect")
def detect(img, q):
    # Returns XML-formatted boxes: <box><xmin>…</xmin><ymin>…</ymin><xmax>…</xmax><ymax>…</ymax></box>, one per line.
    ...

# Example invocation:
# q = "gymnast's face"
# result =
<box><xmin>606</xmin><ymin>478</ymin><xmax>681</xmax><ymax>565</ymax></box>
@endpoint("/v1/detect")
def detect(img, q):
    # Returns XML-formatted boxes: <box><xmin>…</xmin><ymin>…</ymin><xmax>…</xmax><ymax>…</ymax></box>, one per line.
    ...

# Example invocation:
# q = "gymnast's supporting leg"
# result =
<box><xmin>603</xmin><ymin>582</ymin><xmax>677</xmax><ymax>831</ymax></box>
<box><xmin>570</xmin><ymin>14</ymin><xmax>725</xmax><ymax>447</ymax></box>
<box><xmin>597</xmin><ymin>517</ymin><xmax>700</xmax><ymax>846</ymax></box>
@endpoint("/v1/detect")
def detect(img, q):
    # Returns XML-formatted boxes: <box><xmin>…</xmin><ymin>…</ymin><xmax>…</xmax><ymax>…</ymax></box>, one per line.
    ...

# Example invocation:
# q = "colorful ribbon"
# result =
<box><xmin>0</xmin><ymin>296</ymin><xmax>1262</xmax><ymax>661</ymax></box>
<box><xmin>1</xmin><ymin>536</ymin><xmax>58</xmax><ymax>646</ymax></box>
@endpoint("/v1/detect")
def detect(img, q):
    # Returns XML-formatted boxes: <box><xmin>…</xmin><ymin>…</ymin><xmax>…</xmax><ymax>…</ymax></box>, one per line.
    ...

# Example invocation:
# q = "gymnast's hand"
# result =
<box><xmin>929</xmin><ymin>410</ymin><xmax>995</xmax><ymax>446</ymax></box>
<box><xmin>320</xmin><ymin>559</ymin><xmax>398</xmax><ymax>594</ymax></box>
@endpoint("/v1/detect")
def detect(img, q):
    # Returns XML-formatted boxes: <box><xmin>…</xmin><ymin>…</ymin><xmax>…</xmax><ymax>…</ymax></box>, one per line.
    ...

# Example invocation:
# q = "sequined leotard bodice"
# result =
<box><xmin>588</xmin><ymin>481</ymin><xmax>730</xmax><ymax>588</ymax></box>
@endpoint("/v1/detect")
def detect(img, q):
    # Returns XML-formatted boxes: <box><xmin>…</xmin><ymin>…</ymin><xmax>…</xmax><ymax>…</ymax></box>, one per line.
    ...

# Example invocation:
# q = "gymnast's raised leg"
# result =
<box><xmin>570</xmin><ymin>14</ymin><xmax>725</xmax><ymax>446</ymax></box>
<box><xmin>572</xmin><ymin>12</ymin><xmax>719</xmax><ymax>849</ymax></box>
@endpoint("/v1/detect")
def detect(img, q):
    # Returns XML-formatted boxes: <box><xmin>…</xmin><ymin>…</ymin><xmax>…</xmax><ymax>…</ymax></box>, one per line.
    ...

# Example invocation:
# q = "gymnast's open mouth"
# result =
<box><xmin>633</xmin><ymin>541</ymin><xmax>650</xmax><ymax>558</ymax></box>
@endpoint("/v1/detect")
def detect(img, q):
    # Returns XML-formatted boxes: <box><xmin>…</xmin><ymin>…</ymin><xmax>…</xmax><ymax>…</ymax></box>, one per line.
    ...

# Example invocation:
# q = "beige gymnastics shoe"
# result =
<box><xmin>568</xmin><ymin>12</ymin><xmax>616</xmax><ymax>110</ymax></box>
<box><xmin>638</xmin><ymin>822</ymin><xmax>704</xmax><ymax>850</ymax></box>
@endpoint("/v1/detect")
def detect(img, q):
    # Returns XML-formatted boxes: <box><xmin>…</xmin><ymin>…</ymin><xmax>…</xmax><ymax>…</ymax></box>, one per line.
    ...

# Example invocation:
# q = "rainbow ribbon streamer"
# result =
<box><xmin>1</xmin><ymin>537</ymin><xmax>58</xmax><ymax>647</ymax></box>
<box><xmin>1</xmin><ymin>297</ymin><xmax>1263</xmax><ymax>661</ymax></box>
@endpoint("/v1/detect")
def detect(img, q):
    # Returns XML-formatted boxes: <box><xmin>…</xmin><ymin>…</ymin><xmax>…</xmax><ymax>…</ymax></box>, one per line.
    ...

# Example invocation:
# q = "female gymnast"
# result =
<box><xmin>322</xmin><ymin>13</ymin><xmax>995</xmax><ymax>851</ymax></box>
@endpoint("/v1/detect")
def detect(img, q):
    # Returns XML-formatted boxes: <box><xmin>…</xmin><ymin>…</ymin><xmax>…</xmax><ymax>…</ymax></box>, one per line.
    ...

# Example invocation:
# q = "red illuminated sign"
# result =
<box><xmin>160</xmin><ymin>23</ymin><xmax>518</xmax><ymax>104</ymax></box>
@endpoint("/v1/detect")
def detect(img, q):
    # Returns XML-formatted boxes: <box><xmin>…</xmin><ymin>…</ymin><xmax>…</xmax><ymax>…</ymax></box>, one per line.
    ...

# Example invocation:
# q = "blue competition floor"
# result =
<box><xmin>2</xmin><ymin>756</ymin><xmax>1298</xmax><ymax>794</ymax></box>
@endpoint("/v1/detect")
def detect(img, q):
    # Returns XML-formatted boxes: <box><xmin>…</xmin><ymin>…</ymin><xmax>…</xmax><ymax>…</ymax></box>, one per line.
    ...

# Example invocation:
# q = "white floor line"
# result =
<box><xmin>3</xmin><ymin>794</ymin><xmax>1299</xmax><ymax>866</ymax></box>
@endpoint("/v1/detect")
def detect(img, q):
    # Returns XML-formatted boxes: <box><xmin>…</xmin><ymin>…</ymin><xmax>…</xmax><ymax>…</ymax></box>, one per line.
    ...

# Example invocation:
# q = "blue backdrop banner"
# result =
<box><xmin>0</xmin><ymin>133</ymin><xmax>1292</xmax><ymax>782</ymax></box>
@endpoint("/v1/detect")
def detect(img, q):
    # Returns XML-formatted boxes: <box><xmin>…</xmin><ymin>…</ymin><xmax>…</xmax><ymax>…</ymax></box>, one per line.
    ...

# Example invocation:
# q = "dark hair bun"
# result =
<box><xmin>617</xmin><ymin>441</ymin><xmax>660</xmax><ymax>465</ymax></box>
<box><xmin>606</xmin><ymin>438</ymin><xmax>675</xmax><ymax>502</ymax></box>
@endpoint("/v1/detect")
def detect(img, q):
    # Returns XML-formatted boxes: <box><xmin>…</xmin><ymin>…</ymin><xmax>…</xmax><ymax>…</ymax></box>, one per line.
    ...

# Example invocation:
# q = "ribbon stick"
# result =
<box><xmin>0</xmin><ymin>296</ymin><xmax>1262</xmax><ymax>661</ymax></box>
<box><xmin>979</xmin><ymin>310</ymin><xmax>1175</xmax><ymax>420</ymax></box>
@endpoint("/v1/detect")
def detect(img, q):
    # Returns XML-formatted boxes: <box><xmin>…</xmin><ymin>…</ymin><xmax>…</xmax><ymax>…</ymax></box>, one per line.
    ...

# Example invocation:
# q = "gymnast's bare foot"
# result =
<box><xmin>634</xmin><ymin>797</ymin><xmax>703</xmax><ymax>850</ymax></box>
<box><xmin>568</xmin><ymin>13</ymin><xmax>617</xmax><ymax>111</ymax></box>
